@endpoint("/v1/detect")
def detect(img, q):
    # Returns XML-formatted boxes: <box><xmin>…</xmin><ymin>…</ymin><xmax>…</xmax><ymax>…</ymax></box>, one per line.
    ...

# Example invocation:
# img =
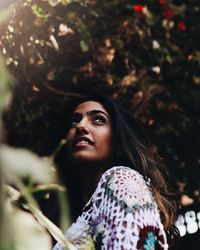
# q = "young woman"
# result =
<box><xmin>53</xmin><ymin>93</ymin><xmax>178</xmax><ymax>250</ymax></box>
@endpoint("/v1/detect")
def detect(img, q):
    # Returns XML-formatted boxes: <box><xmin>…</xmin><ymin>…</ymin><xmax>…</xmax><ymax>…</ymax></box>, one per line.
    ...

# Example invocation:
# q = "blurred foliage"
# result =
<box><xmin>0</xmin><ymin>0</ymin><xmax>200</xmax><ymax>210</ymax></box>
<box><xmin>0</xmin><ymin>62</ymin><xmax>75</xmax><ymax>249</ymax></box>
<box><xmin>0</xmin><ymin>143</ymin><xmax>75</xmax><ymax>249</ymax></box>
<box><xmin>0</xmin><ymin>4</ymin><xmax>75</xmax><ymax>249</ymax></box>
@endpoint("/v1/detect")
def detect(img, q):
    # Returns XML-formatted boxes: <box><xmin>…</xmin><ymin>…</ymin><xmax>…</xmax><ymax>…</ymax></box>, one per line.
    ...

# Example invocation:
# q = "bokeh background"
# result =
<box><xmin>0</xmin><ymin>0</ymin><xmax>199</xmax><ymax>249</ymax></box>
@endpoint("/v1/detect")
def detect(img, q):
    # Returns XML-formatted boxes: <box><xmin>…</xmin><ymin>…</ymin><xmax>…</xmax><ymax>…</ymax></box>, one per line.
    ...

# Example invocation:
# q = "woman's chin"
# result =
<box><xmin>71</xmin><ymin>151</ymin><xmax>95</xmax><ymax>163</ymax></box>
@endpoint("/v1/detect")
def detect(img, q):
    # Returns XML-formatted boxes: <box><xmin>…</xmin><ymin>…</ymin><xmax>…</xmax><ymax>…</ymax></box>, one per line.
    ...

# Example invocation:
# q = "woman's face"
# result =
<box><xmin>66</xmin><ymin>101</ymin><xmax>113</xmax><ymax>164</ymax></box>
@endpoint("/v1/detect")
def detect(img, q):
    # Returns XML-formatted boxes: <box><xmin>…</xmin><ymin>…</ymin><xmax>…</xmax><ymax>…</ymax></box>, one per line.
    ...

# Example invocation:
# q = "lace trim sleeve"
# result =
<box><xmin>91</xmin><ymin>166</ymin><xmax>168</xmax><ymax>249</ymax></box>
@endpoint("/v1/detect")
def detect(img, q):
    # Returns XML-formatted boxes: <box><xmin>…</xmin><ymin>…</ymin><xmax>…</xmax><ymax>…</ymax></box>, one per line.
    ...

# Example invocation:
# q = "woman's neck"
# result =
<box><xmin>66</xmin><ymin>160</ymin><xmax>111</xmax><ymax>221</ymax></box>
<box><xmin>81</xmin><ymin>164</ymin><xmax>106</xmax><ymax>202</ymax></box>
<box><xmin>73</xmin><ymin>161</ymin><xmax>109</xmax><ymax>203</ymax></box>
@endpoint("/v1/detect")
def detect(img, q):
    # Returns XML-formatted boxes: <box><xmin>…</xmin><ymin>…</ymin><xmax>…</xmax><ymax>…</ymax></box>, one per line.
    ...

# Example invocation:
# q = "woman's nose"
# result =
<box><xmin>75</xmin><ymin>119</ymin><xmax>89</xmax><ymax>133</ymax></box>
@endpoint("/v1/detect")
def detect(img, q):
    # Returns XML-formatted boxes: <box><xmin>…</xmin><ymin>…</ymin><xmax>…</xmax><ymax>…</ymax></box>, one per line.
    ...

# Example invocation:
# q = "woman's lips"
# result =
<box><xmin>73</xmin><ymin>136</ymin><xmax>94</xmax><ymax>147</ymax></box>
<box><xmin>74</xmin><ymin>141</ymin><xmax>91</xmax><ymax>147</ymax></box>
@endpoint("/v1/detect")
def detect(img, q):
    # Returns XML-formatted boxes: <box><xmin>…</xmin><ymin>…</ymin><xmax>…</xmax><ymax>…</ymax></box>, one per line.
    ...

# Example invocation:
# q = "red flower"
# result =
<box><xmin>133</xmin><ymin>4</ymin><xmax>144</xmax><ymax>13</ymax></box>
<box><xmin>159</xmin><ymin>0</ymin><xmax>168</xmax><ymax>5</ymax></box>
<box><xmin>177</xmin><ymin>22</ymin><xmax>186</xmax><ymax>31</ymax></box>
<box><xmin>163</xmin><ymin>8</ymin><xmax>174</xmax><ymax>20</ymax></box>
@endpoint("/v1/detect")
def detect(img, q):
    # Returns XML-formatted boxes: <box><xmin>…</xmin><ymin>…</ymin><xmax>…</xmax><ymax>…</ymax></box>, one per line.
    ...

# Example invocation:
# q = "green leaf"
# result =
<box><xmin>0</xmin><ymin>58</ymin><xmax>13</xmax><ymax>113</ymax></box>
<box><xmin>0</xmin><ymin>145</ymin><xmax>56</xmax><ymax>183</ymax></box>
<box><xmin>0</xmin><ymin>3</ymin><xmax>15</xmax><ymax>24</ymax></box>
<box><xmin>80</xmin><ymin>40</ymin><xmax>89</xmax><ymax>52</ymax></box>
<box><xmin>31</xmin><ymin>4</ymin><xmax>49</xmax><ymax>19</ymax></box>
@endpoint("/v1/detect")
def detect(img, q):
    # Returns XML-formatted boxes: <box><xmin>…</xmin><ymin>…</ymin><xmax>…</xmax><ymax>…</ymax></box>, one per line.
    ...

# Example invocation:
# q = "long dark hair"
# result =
<box><xmin>55</xmin><ymin>92</ymin><xmax>177</xmax><ymax>234</ymax></box>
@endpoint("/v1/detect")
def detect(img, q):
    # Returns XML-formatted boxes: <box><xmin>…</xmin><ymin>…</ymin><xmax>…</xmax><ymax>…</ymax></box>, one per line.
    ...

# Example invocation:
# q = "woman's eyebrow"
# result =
<box><xmin>72</xmin><ymin>110</ymin><xmax>110</xmax><ymax>120</ymax></box>
<box><xmin>86</xmin><ymin>109</ymin><xmax>110</xmax><ymax>120</ymax></box>
<box><xmin>70</xmin><ymin>112</ymin><xmax>82</xmax><ymax>118</ymax></box>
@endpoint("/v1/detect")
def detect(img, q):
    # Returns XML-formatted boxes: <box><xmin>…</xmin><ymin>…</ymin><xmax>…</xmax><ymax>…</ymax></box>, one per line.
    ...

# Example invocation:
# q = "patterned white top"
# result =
<box><xmin>53</xmin><ymin>166</ymin><xmax>168</xmax><ymax>250</ymax></box>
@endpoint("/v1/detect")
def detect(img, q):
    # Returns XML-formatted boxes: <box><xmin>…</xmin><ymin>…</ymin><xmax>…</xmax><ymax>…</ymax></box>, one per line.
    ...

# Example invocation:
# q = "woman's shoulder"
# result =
<box><xmin>103</xmin><ymin>165</ymin><xmax>146</xmax><ymax>180</ymax></box>
<box><xmin>101</xmin><ymin>165</ymin><xmax>150</xmax><ymax>190</ymax></box>
<box><xmin>96</xmin><ymin>165</ymin><xmax>155</xmax><ymax>208</ymax></box>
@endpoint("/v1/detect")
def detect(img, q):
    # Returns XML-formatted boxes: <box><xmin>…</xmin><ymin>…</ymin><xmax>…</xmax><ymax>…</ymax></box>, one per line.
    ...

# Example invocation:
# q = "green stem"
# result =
<box><xmin>16</xmin><ymin>179</ymin><xmax>76</xmax><ymax>250</ymax></box>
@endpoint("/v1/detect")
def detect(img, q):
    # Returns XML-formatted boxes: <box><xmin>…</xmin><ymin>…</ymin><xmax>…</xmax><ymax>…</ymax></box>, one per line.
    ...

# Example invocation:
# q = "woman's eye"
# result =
<box><xmin>71</xmin><ymin>120</ymin><xmax>79</xmax><ymax>126</ymax></box>
<box><xmin>94</xmin><ymin>116</ymin><xmax>106</xmax><ymax>124</ymax></box>
<box><xmin>68</xmin><ymin>117</ymin><xmax>80</xmax><ymax>127</ymax></box>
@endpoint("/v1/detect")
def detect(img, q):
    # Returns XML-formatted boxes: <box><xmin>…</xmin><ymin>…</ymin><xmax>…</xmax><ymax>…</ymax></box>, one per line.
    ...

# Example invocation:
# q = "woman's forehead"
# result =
<box><xmin>73</xmin><ymin>101</ymin><xmax>108</xmax><ymax>114</ymax></box>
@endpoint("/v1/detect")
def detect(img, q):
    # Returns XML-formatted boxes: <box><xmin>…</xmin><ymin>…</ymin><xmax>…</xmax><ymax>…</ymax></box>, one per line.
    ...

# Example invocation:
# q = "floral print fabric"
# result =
<box><xmin>53</xmin><ymin>166</ymin><xmax>168</xmax><ymax>250</ymax></box>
